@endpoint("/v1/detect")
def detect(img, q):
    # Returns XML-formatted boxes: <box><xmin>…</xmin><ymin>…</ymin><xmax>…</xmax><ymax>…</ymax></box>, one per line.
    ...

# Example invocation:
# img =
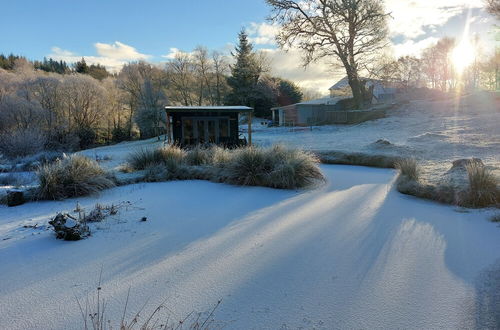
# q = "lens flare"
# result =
<box><xmin>451</xmin><ymin>38</ymin><xmax>475</xmax><ymax>74</ymax></box>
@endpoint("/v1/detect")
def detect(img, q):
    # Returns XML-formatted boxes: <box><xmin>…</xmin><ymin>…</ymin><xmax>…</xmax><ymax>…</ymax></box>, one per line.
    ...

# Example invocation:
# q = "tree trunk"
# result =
<box><xmin>347</xmin><ymin>72</ymin><xmax>364</xmax><ymax>109</ymax></box>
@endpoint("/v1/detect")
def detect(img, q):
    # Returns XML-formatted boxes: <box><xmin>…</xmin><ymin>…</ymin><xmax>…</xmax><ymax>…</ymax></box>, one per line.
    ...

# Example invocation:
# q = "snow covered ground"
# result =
<box><xmin>1</xmin><ymin>165</ymin><xmax>499</xmax><ymax>329</ymax></box>
<box><xmin>251</xmin><ymin>96</ymin><xmax>500</xmax><ymax>180</ymax></box>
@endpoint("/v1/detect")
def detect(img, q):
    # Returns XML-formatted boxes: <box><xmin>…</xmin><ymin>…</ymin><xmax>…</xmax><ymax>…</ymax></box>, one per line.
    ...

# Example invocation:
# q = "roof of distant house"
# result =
<box><xmin>329</xmin><ymin>76</ymin><xmax>390</xmax><ymax>90</ymax></box>
<box><xmin>271</xmin><ymin>96</ymin><xmax>348</xmax><ymax>110</ymax></box>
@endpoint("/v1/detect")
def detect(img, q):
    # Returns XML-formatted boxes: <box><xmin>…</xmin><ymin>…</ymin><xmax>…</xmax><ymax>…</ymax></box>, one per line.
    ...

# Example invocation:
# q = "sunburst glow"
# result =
<box><xmin>451</xmin><ymin>38</ymin><xmax>475</xmax><ymax>74</ymax></box>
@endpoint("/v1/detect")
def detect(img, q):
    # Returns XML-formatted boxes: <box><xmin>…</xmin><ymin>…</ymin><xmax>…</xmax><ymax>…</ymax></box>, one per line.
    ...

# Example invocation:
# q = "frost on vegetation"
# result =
<box><xmin>48</xmin><ymin>202</ymin><xmax>131</xmax><ymax>241</ymax></box>
<box><xmin>36</xmin><ymin>154</ymin><xmax>115</xmax><ymax>200</ymax></box>
<box><xmin>396</xmin><ymin>157</ymin><xmax>499</xmax><ymax>208</ymax></box>
<box><xmin>126</xmin><ymin>144</ymin><xmax>324</xmax><ymax>190</ymax></box>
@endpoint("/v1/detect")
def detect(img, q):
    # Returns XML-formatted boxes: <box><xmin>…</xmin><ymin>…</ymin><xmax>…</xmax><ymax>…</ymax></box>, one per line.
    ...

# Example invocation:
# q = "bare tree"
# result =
<box><xmin>166</xmin><ymin>53</ymin><xmax>196</xmax><ymax>106</ymax></box>
<box><xmin>193</xmin><ymin>46</ymin><xmax>214</xmax><ymax>105</ymax></box>
<box><xmin>62</xmin><ymin>74</ymin><xmax>106</xmax><ymax>131</ymax></box>
<box><xmin>422</xmin><ymin>38</ymin><xmax>455</xmax><ymax>91</ymax></box>
<box><xmin>118</xmin><ymin>62</ymin><xmax>168</xmax><ymax>138</ymax></box>
<box><xmin>212</xmin><ymin>51</ymin><xmax>229</xmax><ymax>105</ymax></box>
<box><xmin>266</xmin><ymin>0</ymin><xmax>390</xmax><ymax>108</ymax></box>
<box><xmin>485</xmin><ymin>0</ymin><xmax>500</xmax><ymax>18</ymax></box>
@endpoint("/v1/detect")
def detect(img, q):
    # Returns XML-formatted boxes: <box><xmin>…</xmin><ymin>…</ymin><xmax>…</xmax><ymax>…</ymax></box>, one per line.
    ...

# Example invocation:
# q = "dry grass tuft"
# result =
<box><xmin>463</xmin><ymin>163</ymin><xmax>499</xmax><ymax>208</ymax></box>
<box><xmin>37</xmin><ymin>155</ymin><xmax>115</xmax><ymax>200</ymax></box>
<box><xmin>225</xmin><ymin>145</ymin><xmax>324</xmax><ymax>189</ymax></box>
<box><xmin>127</xmin><ymin>145</ymin><xmax>186</xmax><ymax>171</ymax></box>
<box><xmin>126</xmin><ymin>144</ymin><xmax>324</xmax><ymax>190</ymax></box>
<box><xmin>185</xmin><ymin>145</ymin><xmax>212</xmax><ymax>166</ymax></box>
<box><xmin>316</xmin><ymin>150</ymin><xmax>402</xmax><ymax>168</ymax></box>
<box><xmin>395</xmin><ymin>158</ymin><xmax>420</xmax><ymax>181</ymax></box>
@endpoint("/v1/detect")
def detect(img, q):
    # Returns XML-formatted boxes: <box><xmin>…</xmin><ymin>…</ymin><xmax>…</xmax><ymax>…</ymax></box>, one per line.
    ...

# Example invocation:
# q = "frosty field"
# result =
<box><xmin>252</xmin><ymin>96</ymin><xmax>500</xmax><ymax>180</ymax></box>
<box><xmin>1</xmin><ymin>165</ymin><xmax>499</xmax><ymax>329</ymax></box>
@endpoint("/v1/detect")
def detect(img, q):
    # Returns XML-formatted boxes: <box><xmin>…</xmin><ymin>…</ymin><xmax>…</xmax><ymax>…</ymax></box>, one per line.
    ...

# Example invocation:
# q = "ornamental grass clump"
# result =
<box><xmin>37</xmin><ymin>155</ymin><xmax>115</xmax><ymax>200</ymax></box>
<box><xmin>395</xmin><ymin>158</ymin><xmax>420</xmax><ymax>181</ymax></box>
<box><xmin>127</xmin><ymin>145</ymin><xmax>186</xmax><ymax>170</ymax></box>
<box><xmin>225</xmin><ymin>145</ymin><xmax>324</xmax><ymax>189</ymax></box>
<box><xmin>463</xmin><ymin>162</ymin><xmax>499</xmax><ymax>207</ymax></box>
<box><xmin>185</xmin><ymin>145</ymin><xmax>213</xmax><ymax>166</ymax></box>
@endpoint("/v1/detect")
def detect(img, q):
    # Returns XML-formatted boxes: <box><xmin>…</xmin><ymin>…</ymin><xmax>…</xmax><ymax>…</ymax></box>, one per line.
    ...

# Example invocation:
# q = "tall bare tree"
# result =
<box><xmin>266</xmin><ymin>0</ymin><xmax>390</xmax><ymax>108</ymax></box>
<box><xmin>485</xmin><ymin>0</ymin><xmax>500</xmax><ymax>18</ymax></box>
<box><xmin>193</xmin><ymin>46</ymin><xmax>213</xmax><ymax>105</ymax></box>
<box><xmin>166</xmin><ymin>53</ymin><xmax>196</xmax><ymax>106</ymax></box>
<box><xmin>211</xmin><ymin>51</ymin><xmax>229</xmax><ymax>105</ymax></box>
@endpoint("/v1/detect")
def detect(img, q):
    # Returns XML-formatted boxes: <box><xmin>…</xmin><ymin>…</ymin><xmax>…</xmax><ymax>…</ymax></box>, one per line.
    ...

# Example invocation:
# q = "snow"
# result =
<box><xmin>252</xmin><ymin>97</ymin><xmax>500</xmax><ymax>180</ymax></box>
<box><xmin>1</xmin><ymin>165</ymin><xmax>499</xmax><ymax>329</ymax></box>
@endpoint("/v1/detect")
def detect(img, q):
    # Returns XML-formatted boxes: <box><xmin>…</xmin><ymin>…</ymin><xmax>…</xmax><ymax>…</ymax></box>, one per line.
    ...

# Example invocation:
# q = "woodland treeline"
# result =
<box><xmin>0</xmin><ymin>31</ymin><xmax>302</xmax><ymax>156</ymax></box>
<box><xmin>0</xmin><ymin>26</ymin><xmax>498</xmax><ymax>157</ymax></box>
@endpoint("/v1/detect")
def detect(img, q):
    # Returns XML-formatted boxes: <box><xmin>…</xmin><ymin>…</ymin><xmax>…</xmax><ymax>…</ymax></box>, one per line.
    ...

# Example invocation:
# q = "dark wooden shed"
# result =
<box><xmin>165</xmin><ymin>106</ymin><xmax>253</xmax><ymax>147</ymax></box>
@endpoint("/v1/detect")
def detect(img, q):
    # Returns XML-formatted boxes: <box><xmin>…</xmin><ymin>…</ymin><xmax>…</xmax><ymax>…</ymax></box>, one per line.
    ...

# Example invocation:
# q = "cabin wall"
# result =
<box><xmin>170</xmin><ymin>111</ymin><xmax>240</xmax><ymax>146</ymax></box>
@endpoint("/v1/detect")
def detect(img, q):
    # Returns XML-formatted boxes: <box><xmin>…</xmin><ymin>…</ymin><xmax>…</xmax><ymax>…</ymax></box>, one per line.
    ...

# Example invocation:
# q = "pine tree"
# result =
<box><xmin>225</xmin><ymin>30</ymin><xmax>261</xmax><ymax>106</ymax></box>
<box><xmin>75</xmin><ymin>57</ymin><xmax>89</xmax><ymax>74</ymax></box>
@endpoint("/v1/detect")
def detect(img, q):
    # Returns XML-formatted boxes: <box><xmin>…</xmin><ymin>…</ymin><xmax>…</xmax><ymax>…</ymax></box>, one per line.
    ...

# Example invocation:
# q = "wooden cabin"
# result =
<box><xmin>165</xmin><ymin>106</ymin><xmax>254</xmax><ymax>147</ymax></box>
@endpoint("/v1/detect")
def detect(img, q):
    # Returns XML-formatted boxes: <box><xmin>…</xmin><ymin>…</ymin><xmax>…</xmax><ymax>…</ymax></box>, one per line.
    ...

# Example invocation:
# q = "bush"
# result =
<box><xmin>395</xmin><ymin>158</ymin><xmax>420</xmax><ymax>181</ymax></box>
<box><xmin>37</xmin><ymin>155</ymin><xmax>115</xmax><ymax>200</ymax></box>
<box><xmin>209</xmin><ymin>145</ymin><xmax>233</xmax><ymax>167</ymax></box>
<box><xmin>317</xmin><ymin>150</ymin><xmax>402</xmax><ymax>168</ymax></box>
<box><xmin>111</xmin><ymin>126</ymin><xmax>129</xmax><ymax>142</ymax></box>
<box><xmin>225</xmin><ymin>145</ymin><xmax>323</xmax><ymax>189</ymax></box>
<box><xmin>0</xmin><ymin>129</ymin><xmax>47</xmax><ymax>158</ymax></box>
<box><xmin>185</xmin><ymin>145</ymin><xmax>212</xmax><ymax>166</ymax></box>
<box><xmin>127</xmin><ymin>145</ymin><xmax>186</xmax><ymax>171</ymax></box>
<box><xmin>463</xmin><ymin>163</ymin><xmax>499</xmax><ymax>207</ymax></box>
<box><xmin>126</xmin><ymin>145</ymin><xmax>324</xmax><ymax>190</ymax></box>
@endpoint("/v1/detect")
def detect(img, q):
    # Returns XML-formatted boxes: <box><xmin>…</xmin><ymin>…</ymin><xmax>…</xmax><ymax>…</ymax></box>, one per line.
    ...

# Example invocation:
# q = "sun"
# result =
<box><xmin>451</xmin><ymin>38</ymin><xmax>475</xmax><ymax>74</ymax></box>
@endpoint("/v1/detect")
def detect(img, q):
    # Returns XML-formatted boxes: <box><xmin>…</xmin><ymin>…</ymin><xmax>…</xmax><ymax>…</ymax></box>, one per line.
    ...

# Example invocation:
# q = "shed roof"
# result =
<box><xmin>165</xmin><ymin>106</ymin><xmax>253</xmax><ymax>113</ymax></box>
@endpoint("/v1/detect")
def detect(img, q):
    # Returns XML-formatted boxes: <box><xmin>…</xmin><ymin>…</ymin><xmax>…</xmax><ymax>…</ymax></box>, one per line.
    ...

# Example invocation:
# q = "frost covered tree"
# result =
<box><xmin>118</xmin><ymin>62</ymin><xmax>167</xmax><ymax>139</ymax></box>
<box><xmin>266</xmin><ymin>0</ymin><xmax>390</xmax><ymax>108</ymax></box>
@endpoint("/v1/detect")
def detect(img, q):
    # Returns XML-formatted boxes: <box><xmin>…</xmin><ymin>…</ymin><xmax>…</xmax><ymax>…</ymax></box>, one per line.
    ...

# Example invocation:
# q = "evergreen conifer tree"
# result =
<box><xmin>226</xmin><ymin>30</ymin><xmax>261</xmax><ymax>106</ymax></box>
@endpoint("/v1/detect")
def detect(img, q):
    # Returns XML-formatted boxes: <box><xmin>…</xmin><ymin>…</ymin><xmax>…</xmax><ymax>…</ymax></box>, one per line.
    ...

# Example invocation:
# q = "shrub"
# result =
<box><xmin>395</xmin><ymin>158</ymin><xmax>420</xmax><ymax>181</ymax></box>
<box><xmin>225</xmin><ymin>145</ymin><xmax>323</xmax><ymax>189</ymax></box>
<box><xmin>224</xmin><ymin>146</ymin><xmax>272</xmax><ymax>186</ymax></box>
<box><xmin>185</xmin><ymin>145</ymin><xmax>212</xmax><ymax>166</ymax></box>
<box><xmin>490</xmin><ymin>214</ymin><xmax>500</xmax><ymax>223</ymax></box>
<box><xmin>317</xmin><ymin>150</ymin><xmax>402</xmax><ymax>168</ymax></box>
<box><xmin>209</xmin><ymin>145</ymin><xmax>233</xmax><ymax>167</ymax></box>
<box><xmin>125</xmin><ymin>145</ymin><xmax>324</xmax><ymax>190</ymax></box>
<box><xmin>37</xmin><ymin>155</ymin><xmax>115</xmax><ymax>200</ymax></box>
<box><xmin>127</xmin><ymin>145</ymin><xmax>186</xmax><ymax>170</ymax></box>
<box><xmin>463</xmin><ymin>163</ymin><xmax>499</xmax><ymax>207</ymax></box>
<box><xmin>0</xmin><ymin>129</ymin><xmax>47</xmax><ymax>158</ymax></box>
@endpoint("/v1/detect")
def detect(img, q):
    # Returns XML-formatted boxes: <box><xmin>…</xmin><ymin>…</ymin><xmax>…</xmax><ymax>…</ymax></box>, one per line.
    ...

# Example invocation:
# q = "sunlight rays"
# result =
<box><xmin>451</xmin><ymin>7</ymin><xmax>475</xmax><ymax>75</ymax></box>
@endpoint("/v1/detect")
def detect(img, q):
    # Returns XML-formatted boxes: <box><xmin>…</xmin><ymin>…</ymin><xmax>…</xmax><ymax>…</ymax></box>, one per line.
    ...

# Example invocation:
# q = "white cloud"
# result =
<box><xmin>94</xmin><ymin>41</ymin><xmax>150</xmax><ymax>61</ymax></box>
<box><xmin>261</xmin><ymin>47</ymin><xmax>342</xmax><ymax>93</ymax></box>
<box><xmin>161</xmin><ymin>47</ymin><xmax>181</xmax><ymax>59</ymax></box>
<box><xmin>48</xmin><ymin>41</ymin><xmax>151</xmax><ymax>72</ymax></box>
<box><xmin>391</xmin><ymin>37</ymin><xmax>439</xmax><ymax>58</ymax></box>
<box><xmin>247</xmin><ymin>22</ymin><xmax>280</xmax><ymax>45</ymax></box>
<box><xmin>386</xmin><ymin>0</ymin><xmax>484</xmax><ymax>38</ymax></box>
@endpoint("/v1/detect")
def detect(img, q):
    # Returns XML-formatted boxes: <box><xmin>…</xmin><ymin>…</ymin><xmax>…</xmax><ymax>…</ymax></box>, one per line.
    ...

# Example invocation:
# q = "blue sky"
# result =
<box><xmin>0</xmin><ymin>0</ymin><xmax>269</xmax><ymax>61</ymax></box>
<box><xmin>1</xmin><ymin>0</ymin><xmax>496</xmax><ymax>92</ymax></box>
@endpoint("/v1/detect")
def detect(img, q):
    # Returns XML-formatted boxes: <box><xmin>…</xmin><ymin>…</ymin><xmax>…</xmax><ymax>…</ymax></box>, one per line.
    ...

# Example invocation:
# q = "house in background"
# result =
<box><xmin>271</xmin><ymin>76</ymin><xmax>397</xmax><ymax>126</ymax></box>
<box><xmin>329</xmin><ymin>76</ymin><xmax>398</xmax><ymax>102</ymax></box>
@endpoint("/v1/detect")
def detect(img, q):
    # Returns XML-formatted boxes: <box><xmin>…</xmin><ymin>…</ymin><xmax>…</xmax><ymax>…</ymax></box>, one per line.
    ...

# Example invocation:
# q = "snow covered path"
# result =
<box><xmin>0</xmin><ymin>165</ymin><xmax>499</xmax><ymax>329</ymax></box>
